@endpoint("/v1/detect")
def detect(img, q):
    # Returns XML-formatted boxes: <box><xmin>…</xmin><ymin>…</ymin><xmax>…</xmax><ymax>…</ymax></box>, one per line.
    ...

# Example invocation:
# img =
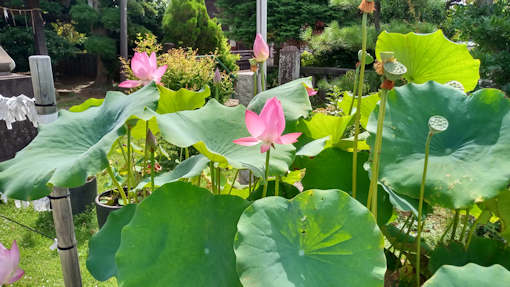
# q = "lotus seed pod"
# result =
<box><xmin>379</xmin><ymin>51</ymin><xmax>395</xmax><ymax>63</ymax></box>
<box><xmin>383</xmin><ymin>60</ymin><xmax>407</xmax><ymax>81</ymax></box>
<box><xmin>428</xmin><ymin>115</ymin><xmax>448</xmax><ymax>134</ymax></box>
<box><xmin>445</xmin><ymin>80</ymin><xmax>464</xmax><ymax>91</ymax></box>
<box><xmin>358</xmin><ymin>50</ymin><xmax>374</xmax><ymax>65</ymax></box>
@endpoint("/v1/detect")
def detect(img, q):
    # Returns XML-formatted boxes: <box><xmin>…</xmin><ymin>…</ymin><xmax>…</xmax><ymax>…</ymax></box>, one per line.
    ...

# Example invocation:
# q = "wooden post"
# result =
<box><xmin>26</xmin><ymin>0</ymin><xmax>48</xmax><ymax>55</ymax></box>
<box><xmin>29</xmin><ymin>56</ymin><xmax>57</xmax><ymax>123</ymax></box>
<box><xmin>29</xmin><ymin>56</ymin><xmax>82</xmax><ymax>287</ymax></box>
<box><xmin>256</xmin><ymin>0</ymin><xmax>267</xmax><ymax>85</ymax></box>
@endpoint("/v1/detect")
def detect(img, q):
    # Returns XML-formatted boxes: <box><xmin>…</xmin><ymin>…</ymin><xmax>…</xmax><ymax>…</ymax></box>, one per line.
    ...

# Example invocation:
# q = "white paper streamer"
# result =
<box><xmin>0</xmin><ymin>94</ymin><xmax>39</xmax><ymax>129</ymax></box>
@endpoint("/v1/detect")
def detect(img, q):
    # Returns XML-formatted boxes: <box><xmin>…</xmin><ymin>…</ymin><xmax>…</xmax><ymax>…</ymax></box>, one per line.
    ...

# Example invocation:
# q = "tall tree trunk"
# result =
<box><xmin>88</xmin><ymin>0</ymin><xmax>108</xmax><ymax>85</ymax></box>
<box><xmin>374</xmin><ymin>0</ymin><xmax>381</xmax><ymax>33</ymax></box>
<box><xmin>26</xmin><ymin>0</ymin><xmax>48</xmax><ymax>55</ymax></box>
<box><xmin>120</xmin><ymin>0</ymin><xmax>128</xmax><ymax>81</ymax></box>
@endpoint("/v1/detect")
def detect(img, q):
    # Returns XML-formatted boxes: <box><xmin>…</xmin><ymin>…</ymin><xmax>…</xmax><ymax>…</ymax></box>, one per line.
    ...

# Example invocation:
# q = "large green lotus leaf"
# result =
<box><xmin>367</xmin><ymin>82</ymin><xmax>510</xmax><ymax>209</ymax></box>
<box><xmin>86</xmin><ymin>204</ymin><xmax>136</xmax><ymax>281</ymax></box>
<box><xmin>296</xmin><ymin>113</ymin><xmax>352</xmax><ymax>146</ymax></box>
<box><xmin>300</xmin><ymin>148</ymin><xmax>393</xmax><ymax>225</ymax></box>
<box><xmin>116</xmin><ymin>182</ymin><xmax>249</xmax><ymax>286</ymax></box>
<box><xmin>423</xmin><ymin>263</ymin><xmax>510</xmax><ymax>287</ymax></box>
<box><xmin>295</xmin><ymin>136</ymin><xmax>329</xmax><ymax>157</ymax></box>
<box><xmin>234</xmin><ymin>189</ymin><xmax>386</xmax><ymax>287</ymax></box>
<box><xmin>0</xmin><ymin>83</ymin><xmax>160</xmax><ymax>200</ymax></box>
<box><xmin>247</xmin><ymin>77</ymin><xmax>313</xmax><ymax>121</ymax></box>
<box><xmin>135</xmin><ymin>154</ymin><xmax>210</xmax><ymax>190</ymax></box>
<box><xmin>154</xmin><ymin>99</ymin><xmax>295</xmax><ymax>178</ymax></box>
<box><xmin>481</xmin><ymin>189</ymin><xmax>510</xmax><ymax>242</ymax></box>
<box><xmin>428</xmin><ymin>236</ymin><xmax>510</xmax><ymax>274</ymax></box>
<box><xmin>337</xmin><ymin>92</ymin><xmax>380</xmax><ymax>129</ymax></box>
<box><xmin>375</xmin><ymin>30</ymin><xmax>480</xmax><ymax>91</ymax></box>
<box><xmin>131</xmin><ymin>86</ymin><xmax>210</xmax><ymax>138</ymax></box>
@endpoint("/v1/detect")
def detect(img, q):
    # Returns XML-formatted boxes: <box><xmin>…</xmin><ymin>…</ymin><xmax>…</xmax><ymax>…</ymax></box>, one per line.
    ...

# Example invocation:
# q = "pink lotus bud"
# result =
<box><xmin>253</xmin><ymin>34</ymin><xmax>270</xmax><ymax>63</ymax></box>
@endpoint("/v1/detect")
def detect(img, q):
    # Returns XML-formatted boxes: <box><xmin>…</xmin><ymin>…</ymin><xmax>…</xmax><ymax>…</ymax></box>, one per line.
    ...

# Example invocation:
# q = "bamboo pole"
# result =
<box><xmin>30</xmin><ymin>55</ymin><xmax>82</xmax><ymax>286</ymax></box>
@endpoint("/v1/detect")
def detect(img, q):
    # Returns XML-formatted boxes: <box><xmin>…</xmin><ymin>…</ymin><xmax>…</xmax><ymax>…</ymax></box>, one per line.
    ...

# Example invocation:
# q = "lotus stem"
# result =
<box><xmin>253</xmin><ymin>72</ymin><xmax>258</xmax><ymax>96</ymax></box>
<box><xmin>118</xmin><ymin>138</ymin><xmax>128</xmax><ymax>163</ymax></box>
<box><xmin>262</xmin><ymin>149</ymin><xmax>271</xmax><ymax>198</ymax></box>
<box><xmin>275</xmin><ymin>176</ymin><xmax>280</xmax><ymax>197</ymax></box>
<box><xmin>459</xmin><ymin>209</ymin><xmax>470</xmax><ymax>242</ymax></box>
<box><xmin>258</xmin><ymin>63</ymin><xmax>266</xmax><ymax>91</ymax></box>
<box><xmin>249</xmin><ymin>170</ymin><xmax>252</xmax><ymax>193</ymax></box>
<box><xmin>352</xmin><ymin>12</ymin><xmax>368</xmax><ymax>200</ymax></box>
<box><xmin>217</xmin><ymin>167</ymin><xmax>221</xmax><ymax>194</ymax></box>
<box><xmin>143</xmin><ymin>121</ymin><xmax>149</xmax><ymax>177</ymax></box>
<box><xmin>229</xmin><ymin>169</ymin><xmax>239</xmax><ymax>195</ymax></box>
<box><xmin>416</xmin><ymin>131</ymin><xmax>433</xmax><ymax>287</ymax></box>
<box><xmin>450</xmin><ymin>209</ymin><xmax>460</xmax><ymax>241</ymax></box>
<box><xmin>106</xmin><ymin>163</ymin><xmax>128</xmax><ymax>205</ymax></box>
<box><xmin>347</xmin><ymin>66</ymin><xmax>361</xmax><ymax>116</ymax></box>
<box><xmin>127</xmin><ymin>126</ymin><xmax>133</xmax><ymax>195</ymax></box>
<box><xmin>185</xmin><ymin>147</ymin><xmax>189</xmax><ymax>160</ymax></box>
<box><xmin>367</xmin><ymin>89</ymin><xmax>388</xmax><ymax>217</ymax></box>
<box><xmin>210</xmin><ymin>162</ymin><xmax>216</xmax><ymax>194</ymax></box>
<box><xmin>439</xmin><ymin>219</ymin><xmax>454</xmax><ymax>245</ymax></box>
<box><xmin>150</xmin><ymin>148</ymin><xmax>155</xmax><ymax>194</ymax></box>
<box><xmin>465</xmin><ymin>210</ymin><xmax>489</xmax><ymax>250</ymax></box>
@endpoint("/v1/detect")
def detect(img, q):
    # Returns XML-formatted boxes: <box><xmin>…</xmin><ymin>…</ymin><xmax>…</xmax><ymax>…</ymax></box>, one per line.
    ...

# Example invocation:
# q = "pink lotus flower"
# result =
<box><xmin>0</xmin><ymin>240</ymin><xmax>24</xmax><ymax>286</ymax></box>
<box><xmin>253</xmin><ymin>34</ymin><xmax>269</xmax><ymax>63</ymax></box>
<box><xmin>233</xmin><ymin>97</ymin><xmax>301</xmax><ymax>153</ymax></box>
<box><xmin>119</xmin><ymin>52</ymin><xmax>167</xmax><ymax>88</ymax></box>
<box><xmin>306</xmin><ymin>86</ymin><xmax>317</xmax><ymax>97</ymax></box>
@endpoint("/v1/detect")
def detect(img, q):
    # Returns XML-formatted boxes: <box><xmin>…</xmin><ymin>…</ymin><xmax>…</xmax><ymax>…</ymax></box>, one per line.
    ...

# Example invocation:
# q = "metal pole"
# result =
<box><xmin>29</xmin><ymin>55</ymin><xmax>82</xmax><ymax>287</ymax></box>
<box><xmin>256</xmin><ymin>0</ymin><xmax>267</xmax><ymax>83</ymax></box>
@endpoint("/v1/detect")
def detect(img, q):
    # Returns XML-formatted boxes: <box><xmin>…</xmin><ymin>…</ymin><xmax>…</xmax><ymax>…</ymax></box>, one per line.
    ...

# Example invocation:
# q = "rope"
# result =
<box><xmin>0</xmin><ymin>213</ymin><xmax>54</xmax><ymax>240</ymax></box>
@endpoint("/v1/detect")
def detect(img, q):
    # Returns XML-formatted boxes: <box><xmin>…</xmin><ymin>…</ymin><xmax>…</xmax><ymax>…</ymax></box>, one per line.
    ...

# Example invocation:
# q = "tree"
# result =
<box><xmin>162</xmin><ymin>0</ymin><xmax>239</xmax><ymax>72</ymax></box>
<box><xmin>215</xmin><ymin>0</ymin><xmax>350</xmax><ymax>45</ymax></box>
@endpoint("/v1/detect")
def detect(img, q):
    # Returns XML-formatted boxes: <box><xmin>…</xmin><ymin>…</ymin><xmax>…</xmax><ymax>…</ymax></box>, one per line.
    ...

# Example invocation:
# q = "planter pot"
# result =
<box><xmin>95</xmin><ymin>190</ymin><xmax>122</xmax><ymax>229</ymax></box>
<box><xmin>69</xmin><ymin>176</ymin><xmax>97</xmax><ymax>215</ymax></box>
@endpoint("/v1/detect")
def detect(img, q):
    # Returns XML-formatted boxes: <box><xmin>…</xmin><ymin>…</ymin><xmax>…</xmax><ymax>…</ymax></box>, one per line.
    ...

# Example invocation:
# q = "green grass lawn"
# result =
<box><xmin>0</xmin><ymin>197</ymin><xmax>116</xmax><ymax>286</ymax></box>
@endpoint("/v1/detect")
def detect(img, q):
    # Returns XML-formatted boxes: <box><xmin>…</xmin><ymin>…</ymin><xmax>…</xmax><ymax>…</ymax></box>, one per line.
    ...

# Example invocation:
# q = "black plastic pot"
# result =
<box><xmin>95</xmin><ymin>190</ymin><xmax>122</xmax><ymax>229</ymax></box>
<box><xmin>69</xmin><ymin>176</ymin><xmax>97</xmax><ymax>215</ymax></box>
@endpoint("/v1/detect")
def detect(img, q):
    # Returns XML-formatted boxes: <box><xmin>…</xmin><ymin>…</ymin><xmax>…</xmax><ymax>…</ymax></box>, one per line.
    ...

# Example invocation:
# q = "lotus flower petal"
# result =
<box><xmin>260</xmin><ymin>98</ymin><xmax>285</xmax><ymax>141</ymax></box>
<box><xmin>0</xmin><ymin>240</ymin><xmax>24</xmax><ymax>285</ymax></box>
<box><xmin>119</xmin><ymin>80</ymin><xmax>142</xmax><ymax>88</ymax></box>
<box><xmin>233</xmin><ymin>137</ymin><xmax>260</xmax><ymax>146</ymax></box>
<box><xmin>152</xmin><ymin>65</ymin><xmax>168</xmax><ymax>84</ymax></box>
<box><xmin>245</xmin><ymin>110</ymin><xmax>265</xmax><ymax>137</ymax></box>
<box><xmin>131</xmin><ymin>52</ymin><xmax>151</xmax><ymax>80</ymax></box>
<box><xmin>276</xmin><ymin>133</ymin><xmax>302</xmax><ymax>145</ymax></box>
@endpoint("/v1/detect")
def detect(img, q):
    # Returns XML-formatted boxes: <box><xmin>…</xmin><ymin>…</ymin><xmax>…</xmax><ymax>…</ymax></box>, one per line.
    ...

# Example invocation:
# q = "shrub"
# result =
<box><xmin>446</xmin><ymin>0</ymin><xmax>510</xmax><ymax>93</ymax></box>
<box><xmin>301</xmin><ymin>20</ymin><xmax>437</xmax><ymax>67</ymax></box>
<box><xmin>162</xmin><ymin>0</ymin><xmax>238</xmax><ymax>73</ymax></box>
<box><xmin>84</xmin><ymin>35</ymin><xmax>117</xmax><ymax>60</ymax></box>
<box><xmin>121</xmin><ymin>34</ymin><xmax>235</xmax><ymax>103</ymax></box>
<box><xmin>0</xmin><ymin>26</ymin><xmax>78</xmax><ymax>72</ymax></box>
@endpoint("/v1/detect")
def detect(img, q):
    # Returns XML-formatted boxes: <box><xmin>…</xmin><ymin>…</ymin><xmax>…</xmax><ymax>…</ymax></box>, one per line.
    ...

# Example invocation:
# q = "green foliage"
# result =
<box><xmin>375</xmin><ymin>30</ymin><xmax>480</xmax><ymax>91</ymax></box>
<box><xmin>302</xmin><ymin>20</ymin><xmax>437</xmax><ymax>67</ymax></box>
<box><xmin>446</xmin><ymin>0</ymin><xmax>510</xmax><ymax>93</ymax></box>
<box><xmin>100</xmin><ymin>7</ymin><xmax>120</xmax><ymax>33</ymax></box>
<box><xmin>216</xmin><ymin>0</ymin><xmax>351</xmax><ymax>45</ymax></box>
<box><xmin>162</xmin><ymin>0</ymin><xmax>238</xmax><ymax>73</ymax></box>
<box><xmin>423</xmin><ymin>263</ymin><xmax>510</xmax><ymax>287</ymax></box>
<box><xmin>380</xmin><ymin>0</ymin><xmax>446</xmax><ymax>25</ymax></box>
<box><xmin>0</xmin><ymin>84</ymin><xmax>160</xmax><ymax>200</ymax></box>
<box><xmin>0</xmin><ymin>26</ymin><xmax>78</xmax><ymax>72</ymax></box>
<box><xmin>70</xmin><ymin>3</ymin><xmax>100</xmax><ymax>34</ymax></box>
<box><xmin>234</xmin><ymin>189</ymin><xmax>386</xmax><ymax>287</ymax></box>
<box><xmin>367</xmin><ymin>82</ymin><xmax>510</xmax><ymax>209</ymax></box>
<box><xmin>115</xmin><ymin>182</ymin><xmax>250</xmax><ymax>286</ymax></box>
<box><xmin>84</xmin><ymin>35</ymin><xmax>117</xmax><ymax>60</ymax></box>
